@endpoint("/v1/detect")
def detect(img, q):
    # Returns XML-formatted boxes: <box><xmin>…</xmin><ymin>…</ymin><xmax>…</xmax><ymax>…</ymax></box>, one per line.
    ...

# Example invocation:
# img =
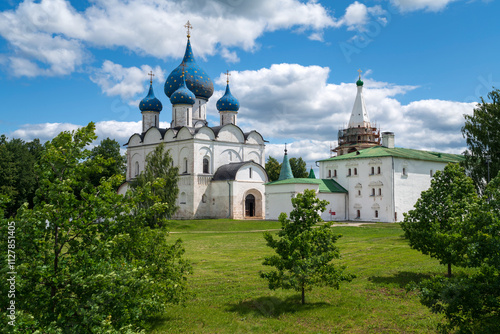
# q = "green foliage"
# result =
<box><xmin>413</xmin><ymin>175</ymin><xmax>500</xmax><ymax>333</ymax></box>
<box><xmin>260</xmin><ymin>189</ymin><xmax>354</xmax><ymax>304</ymax></box>
<box><xmin>289</xmin><ymin>157</ymin><xmax>308</xmax><ymax>178</ymax></box>
<box><xmin>401</xmin><ymin>163</ymin><xmax>478</xmax><ymax>276</ymax></box>
<box><xmin>265</xmin><ymin>156</ymin><xmax>308</xmax><ymax>181</ymax></box>
<box><xmin>130</xmin><ymin>143</ymin><xmax>179</xmax><ymax>227</ymax></box>
<box><xmin>0</xmin><ymin>135</ymin><xmax>43</xmax><ymax>217</ymax></box>
<box><xmin>0</xmin><ymin>123</ymin><xmax>190</xmax><ymax>333</ymax></box>
<box><xmin>265</xmin><ymin>156</ymin><xmax>280</xmax><ymax>182</ymax></box>
<box><xmin>87</xmin><ymin>137</ymin><xmax>126</xmax><ymax>187</ymax></box>
<box><xmin>462</xmin><ymin>88</ymin><xmax>500</xmax><ymax>192</ymax></box>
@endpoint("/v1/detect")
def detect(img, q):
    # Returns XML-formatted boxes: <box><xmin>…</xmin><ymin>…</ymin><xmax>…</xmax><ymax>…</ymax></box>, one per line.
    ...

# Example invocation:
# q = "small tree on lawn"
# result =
<box><xmin>401</xmin><ymin>163</ymin><xmax>478</xmax><ymax>277</ymax></box>
<box><xmin>260</xmin><ymin>189</ymin><xmax>354</xmax><ymax>304</ymax></box>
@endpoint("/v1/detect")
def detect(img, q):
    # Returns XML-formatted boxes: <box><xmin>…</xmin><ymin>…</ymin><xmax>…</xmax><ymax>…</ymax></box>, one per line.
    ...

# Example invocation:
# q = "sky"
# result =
<box><xmin>1</xmin><ymin>0</ymin><xmax>499</xmax><ymax>170</ymax></box>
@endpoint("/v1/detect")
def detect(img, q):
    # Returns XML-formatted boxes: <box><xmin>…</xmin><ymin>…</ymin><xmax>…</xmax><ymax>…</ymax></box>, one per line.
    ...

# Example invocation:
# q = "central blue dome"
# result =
<box><xmin>164</xmin><ymin>39</ymin><xmax>214</xmax><ymax>100</ymax></box>
<box><xmin>139</xmin><ymin>83</ymin><xmax>162</xmax><ymax>112</ymax></box>
<box><xmin>216</xmin><ymin>83</ymin><xmax>240</xmax><ymax>112</ymax></box>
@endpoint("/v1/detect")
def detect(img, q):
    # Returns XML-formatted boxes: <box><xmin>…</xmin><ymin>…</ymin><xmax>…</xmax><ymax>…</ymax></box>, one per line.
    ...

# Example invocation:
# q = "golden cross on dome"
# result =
<box><xmin>185</xmin><ymin>20</ymin><xmax>193</xmax><ymax>38</ymax></box>
<box><xmin>357</xmin><ymin>68</ymin><xmax>362</xmax><ymax>79</ymax></box>
<box><xmin>148</xmin><ymin>71</ymin><xmax>154</xmax><ymax>84</ymax></box>
<box><xmin>225</xmin><ymin>70</ymin><xmax>231</xmax><ymax>84</ymax></box>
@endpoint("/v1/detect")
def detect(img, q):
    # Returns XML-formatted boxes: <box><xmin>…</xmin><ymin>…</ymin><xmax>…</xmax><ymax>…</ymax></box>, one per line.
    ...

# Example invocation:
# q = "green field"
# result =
<box><xmin>150</xmin><ymin>220</ymin><xmax>454</xmax><ymax>333</ymax></box>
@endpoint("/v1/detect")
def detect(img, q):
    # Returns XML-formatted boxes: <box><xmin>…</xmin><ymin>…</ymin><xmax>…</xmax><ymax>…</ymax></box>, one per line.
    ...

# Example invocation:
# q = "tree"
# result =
<box><xmin>414</xmin><ymin>173</ymin><xmax>500</xmax><ymax>333</ymax></box>
<box><xmin>260</xmin><ymin>189</ymin><xmax>354</xmax><ymax>304</ymax></box>
<box><xmin>401</xmin><ymin>163</ymin><xmax>478</xmax><ymax>277</ymax></box>
<box><xmin>87</xmin><ymin>137</ymin><xmax>126</xmax><ymax>187</ymax></box>
<box><xmin>0</xmin><ymin>123</ymin><xmax>190</xmax><ymax>332</ymax></box>
<box><xmin>265</xmin><ymin>156</ymin><xmax>281</xmax><ymax>182</ymax></box>
<box><xmin>462</xmin><ymin>88</ymin><xmax>500</xmax><ymax>192</ymax></box>
<box><xmin>130</xmin><ymin>143</ymin><xmax>179</xmax><ymax>226</ymax></box>
<box><xmin>0</xmin><ymin>136</ymin><xmax>43</xmax><ymax>217</ymax></box>
<box><xmin>289</xmin><ymin>157</ymin><xmax>308</xmax><ymax>178</ymax></box>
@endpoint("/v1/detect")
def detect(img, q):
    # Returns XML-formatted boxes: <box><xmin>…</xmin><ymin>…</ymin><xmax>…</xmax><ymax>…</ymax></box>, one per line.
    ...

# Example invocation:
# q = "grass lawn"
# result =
<box><xmin>150</xmin><ymin>220</ymin><xmax>455</xmax><ymax>333</ymax></box>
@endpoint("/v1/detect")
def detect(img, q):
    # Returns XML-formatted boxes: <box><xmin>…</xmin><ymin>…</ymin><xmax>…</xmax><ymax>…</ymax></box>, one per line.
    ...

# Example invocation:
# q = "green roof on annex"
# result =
<box><xmin>266</xmin><ymin>178</ymin><xmax>347</xmax><ymax>193</ymax></box>
<box><xmin>317</xmin><ymin>146</ymin><xmax>465</xmax><ymax>164</ymax></box>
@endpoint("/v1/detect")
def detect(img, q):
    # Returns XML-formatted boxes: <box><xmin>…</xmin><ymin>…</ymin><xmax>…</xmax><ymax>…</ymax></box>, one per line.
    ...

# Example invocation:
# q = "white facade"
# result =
<box><xmin>123</xmin><ymin>125</ymin><xmax>267</xmax><ymax>219</ymax></box>
<box><xmin>318</xmin><ymin>147</ymin><xmax>462</xmax><ymax>222</ymax></box>
<box><xmin>265</xmin><ymin>182</ymin><xmax>347</xmax><ymax>221</ymax></box>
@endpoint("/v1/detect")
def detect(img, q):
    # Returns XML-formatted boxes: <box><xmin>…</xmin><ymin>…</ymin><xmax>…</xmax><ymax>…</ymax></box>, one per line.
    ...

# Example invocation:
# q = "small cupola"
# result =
<box><xmin>140</xmin><ymin>71</ymin><xmax>162</xmax><ymax>132</ymax></box>
<box><xmin>217</xmin><ymin>71</ymin><xmax>240</xmax><ymax>126</ymax></box>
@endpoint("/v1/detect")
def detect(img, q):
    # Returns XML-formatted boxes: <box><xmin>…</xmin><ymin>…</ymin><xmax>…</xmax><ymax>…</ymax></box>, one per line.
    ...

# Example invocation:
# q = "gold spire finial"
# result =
<box><xmin>357</xmin><ymin>68</ymin><xmax>362</xmax><ymax>79</ymax></box>
<box><xmin>185</xmin><ymin>20</ymin><xmax>193</xmax><ymax>38</ymax></box>
<box><xmin>148</xmin><ymin>71</ymin><xmax>154</xmax><ymax>84</ymax></box>
<box><xmin>225</xmin><ymin>70</ymin><xmax>231</xmax><ymax>84</ymax></box>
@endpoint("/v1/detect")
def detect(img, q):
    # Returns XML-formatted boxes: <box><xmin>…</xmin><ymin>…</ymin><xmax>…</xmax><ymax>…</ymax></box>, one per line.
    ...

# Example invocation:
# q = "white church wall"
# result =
<box><xmin>318</xmin><ymin>193</ymin><xmax>347</xmax><ymax>222</ymax></box>
<box><xmin>393</xmin><ymin>158</ymin><xmax>450</xmax><ymax>222</ymax></box>
<box><xmin>143</xmin><ymin>127</ymin><xmax>161</xmax><ymax>144</ymax></box>
<box><xmin>217</xmin><ymin>126</ymin><xmax>245</xmax><ymax>143</ymax></box>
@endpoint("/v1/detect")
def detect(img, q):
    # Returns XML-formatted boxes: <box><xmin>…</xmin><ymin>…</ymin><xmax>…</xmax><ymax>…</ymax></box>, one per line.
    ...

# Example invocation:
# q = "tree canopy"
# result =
<box><xmin>0</xmin><ymin>123</ymin><xmax>190</xmax><ymax>333</ymax></box>
<box><xmin>87</xmin><ymin>137</ymin><xmax>126</xmax><ymax>187</ymax></box>
<box><xmin>401</xmin><ymin>163</ymin><xmax>478</xmax><ymax>277</ymax></box>
<box><xmin>462</xmin><ymin>88</ymin><xmax>500</xmax><ymax>192</ymax></box>
<box><xmin>265</xmin><ymin>156</ymin><xmax>309</xmax><ymax>182</ymax></box>
<box><xmin>0</xmin><ymin>136</ymin><xmax>43</xmax><ymax>217</ymax></box>
<box><xmin>130</xmin><ymin>143</ymin><xmax>179</xmax><ymax>226</ymax></box>
<box><xmin>415</xmin><ymin>174</ymin><xmax>500</xmax><ymax>333</ymax></box>
<box><xmin>260</xmin><ymin>189</ymin><xmax>354</xmax><ymax>304</ymax></box>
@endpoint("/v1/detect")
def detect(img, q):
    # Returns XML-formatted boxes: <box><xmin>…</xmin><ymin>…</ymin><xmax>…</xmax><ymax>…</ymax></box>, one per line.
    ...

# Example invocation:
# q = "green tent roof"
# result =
<box><xmin>318</xmin><ymin>146</ymin><xmax>465</xmax><ymax>164</ymax></box>
<box><xmin>308</xmin><ymin>168</ymin><xmax>316</xmax><ymax>179</ymax></box>
<box><xmin>278</xmin><ymin>152</ymin><xmax>294</xmax><ymax>180</ymax></box>
<box><xmin>266</xmin><ymin>178</ymin><xmax>347</xmax><ymax>193</ymax></box>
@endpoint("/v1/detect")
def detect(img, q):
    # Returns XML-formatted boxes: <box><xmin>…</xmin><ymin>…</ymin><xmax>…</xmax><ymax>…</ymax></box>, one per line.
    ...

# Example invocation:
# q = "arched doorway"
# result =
<box><xmin>245</xmin><ymin>194</ymin><xmax>255</xmax><ymax>217</ymax></box>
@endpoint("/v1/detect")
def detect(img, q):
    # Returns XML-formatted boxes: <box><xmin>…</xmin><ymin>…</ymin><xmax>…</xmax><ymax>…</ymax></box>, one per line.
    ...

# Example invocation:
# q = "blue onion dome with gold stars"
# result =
<box><xmin>164</xmin><ymin>38</ymin><xmax>214</xmax><ymax>100</ymax></box>
<box><xmin>216</xmin><ymin>83</ymin><xmax>240</xmax><ymax>112</ymax></box>
<box><xmin>170</xmin><ymin>74</ymin><xmax>196</xmax><ymax>105</ymax></box>
<box><xmin>139</xmin><ymin>82</ymin><xmax>163</xmax><ymax>112</ymax></box>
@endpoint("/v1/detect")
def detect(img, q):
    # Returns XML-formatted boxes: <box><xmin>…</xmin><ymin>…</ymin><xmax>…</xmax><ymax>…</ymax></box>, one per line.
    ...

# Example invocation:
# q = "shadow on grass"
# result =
<box><xmin>227</xmin><ymin>295</ymin><xmax>329</xmax><ymax>318</ymax></box>
<box><xmin>368</xmin><ymin>271</ymin><xmax>435</xmax><ymax>288</ymax></box>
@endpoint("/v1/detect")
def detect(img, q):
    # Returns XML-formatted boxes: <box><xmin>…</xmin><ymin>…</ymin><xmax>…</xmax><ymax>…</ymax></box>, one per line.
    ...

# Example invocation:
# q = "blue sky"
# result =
<box><xmin>0</xmin><ymin>0</ymin><xmax>498</xmax><ymax>167</ymax></box>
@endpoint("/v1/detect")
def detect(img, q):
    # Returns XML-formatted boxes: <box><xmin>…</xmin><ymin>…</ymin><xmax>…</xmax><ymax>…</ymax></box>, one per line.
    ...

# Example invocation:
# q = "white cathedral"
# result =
<box><xmin>120</xmin><ymin>27</ymin><xmax>463</xmax><ymax>222</ymax></box>
<box><xmin>119</xmin><ymin>29</ymin><xmax>268</xmax><ymax>219</ymax></box>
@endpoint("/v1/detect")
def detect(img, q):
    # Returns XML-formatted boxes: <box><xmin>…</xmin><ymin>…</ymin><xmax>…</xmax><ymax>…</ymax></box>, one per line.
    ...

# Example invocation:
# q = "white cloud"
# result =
<box><xmin>0</xmin><ymin>0</ymin><xmax>336</xmax><ymax>77</ymax></box>
<box><xmin>212</xmin><ymin>63</ymin><xmax>473</xmax><ymax>159</ymax></box>
<box><xmin>390</xmin><ymin>0</ymin><xmax>458</xmax><ymax>12</ymax></box>
<box><xmin>91</xmin><ymin>61</ymin><xmax>165</xmax><ymax>99</ymax></box>
<box><xmin>336</xmin><ymin>1</ymin><xmax>388</xmax><ymax>32</ymax></box>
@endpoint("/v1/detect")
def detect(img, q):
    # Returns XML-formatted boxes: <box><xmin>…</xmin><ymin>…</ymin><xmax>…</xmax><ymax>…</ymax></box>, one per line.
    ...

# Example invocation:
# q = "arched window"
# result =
<box><xmin>354</xmin><ymin>168</ymin><xmax>358</xmax><ymax>175</ymax></box>
<box><xmin>334</xmin><ymin>169</ymin><xmax>337</xmax><ymax>177</ymax></box>
<box><xmin>135</xmin><ymin>161</ymin><xmax>139</xmax><ymax>176</ymax></box>
<box><xmin>375</xmin><ymin>210</ymin><xmax>379</xmax><ymax>218</ymax></box>
<box><xmin>184</xmin><ymin>158</ymin><xmax>188</xmax><ymax>174</ymax></box>
<box><xmin>378</xmin><ymin>188</ymin><xmax>382</xmax><ymax>196</ymax></box>
<box><xmin>203</xmin><ymin>157</ymin><xmax>209</xmax><ymax>174</ymax></box>
<box><xmin>403</xmin><ymin>167</ymin><xmax>407</xmax><ymax>176</ymax></box>
<box><xmin>356</xmin><ymin>210</ymin><xmax>360</xmax><ymax>218</ymax></box>
<box><xmin>371</xmin><ymin>167</ymin><xmax>375</xmax><ymax>175</ymax></box>
<box><xmin>202</xmin><ymin>194</ymin><xmax>207</xmax><ymax>203</ymax></box>
<box><xmin>358</xmin><ymin>190</ymin><xmax>361</xmax><ymax>196</ymax></box>
<box><xmin>348</xmin><ymin>168</ymin><xmax>351</xmax><ymax>176</ymax></box>
<box><xmin>249</xmin><ymin>167</ymin><xmax>253</xmax><ymax>178</ymax></box>
<box><xmin>377</xmin><ymin>166</ymin><xmax>381</xmax><ymax>174</ymax></box>
<box><xmin>328</xmin><ymin>170</ymin><xmax>331</xmax><ymax>178</ymax></box>
<box><xmin>371</xmin><ymin>188</ymin><xmax>375</xmax><ymax>196</ymax></box>
<box><xmin>180</xmin><ymin>192</ymin><xmax>187</xmax><ymax>205</ymax></box>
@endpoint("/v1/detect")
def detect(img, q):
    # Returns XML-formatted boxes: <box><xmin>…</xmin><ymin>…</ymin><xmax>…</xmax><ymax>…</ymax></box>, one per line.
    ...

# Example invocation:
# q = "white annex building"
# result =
<box><xmin>119</xmin><ymin>27</ymin><xmax>268</xmax><ymax>219</ymax></box>
<box><xmin>265</xmin><ymin>74</ymin><xmax>464</xmax><ymax>222</ymax></box>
